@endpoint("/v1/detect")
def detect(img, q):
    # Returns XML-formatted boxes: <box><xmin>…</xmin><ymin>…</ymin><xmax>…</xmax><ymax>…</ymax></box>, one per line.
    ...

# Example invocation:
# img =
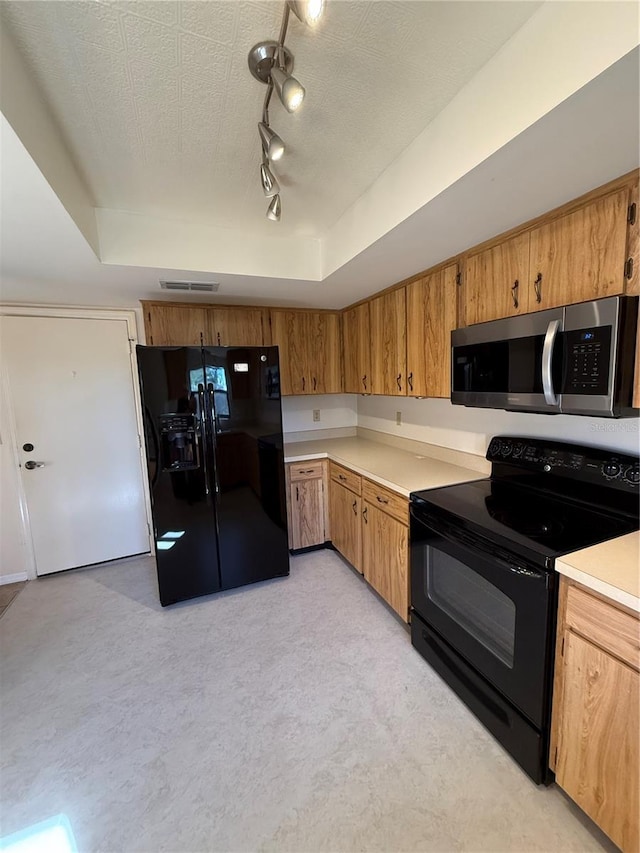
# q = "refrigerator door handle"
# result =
<box><xmin>197</xmin><ymin>384</ymin><xmax>211</xmax><ymax>496</ymax></box>
<box><xmin>542</xmin><ymin>319</ymin><xmax>561</xmax><ymax>406</ymax></box>
<box><xmin>207</xmin><ymin>383</ymin><xmax>221</xmax><ymax>497</ymax></box>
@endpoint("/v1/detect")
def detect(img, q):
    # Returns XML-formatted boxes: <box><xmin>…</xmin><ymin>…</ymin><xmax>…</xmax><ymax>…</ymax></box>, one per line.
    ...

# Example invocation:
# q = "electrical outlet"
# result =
<box><xmin>313</xmin><ymin>409</ymin><xmax>321</xmax><ymax>422</ymax></box>
<box><xmin>396</xmin><ymin>411</ymin><xmax>402</xmax><ymax>426</ymax></box>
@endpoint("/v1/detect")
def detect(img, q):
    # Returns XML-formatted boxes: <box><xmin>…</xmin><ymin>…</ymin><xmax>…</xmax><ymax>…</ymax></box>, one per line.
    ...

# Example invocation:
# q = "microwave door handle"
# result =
<box><xmin>542</xmin><ymin>319</ymin><xmax>561</xmax><ymax>406</ymax></box>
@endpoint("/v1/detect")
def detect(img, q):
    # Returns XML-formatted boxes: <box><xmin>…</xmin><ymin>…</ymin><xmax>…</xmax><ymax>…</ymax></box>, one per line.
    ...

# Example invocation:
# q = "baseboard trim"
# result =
<box><xmin>0</xmin><ymin>572</ymin><xmax>28</xmax><ymax>585</ymax></box>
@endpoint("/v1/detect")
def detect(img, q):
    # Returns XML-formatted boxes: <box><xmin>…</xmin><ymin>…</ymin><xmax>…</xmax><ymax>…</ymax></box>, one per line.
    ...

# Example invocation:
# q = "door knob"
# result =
<box><xmin>24</xmin><ymin>460</ymin><xmax>44</xmax><ymax>470</ymax></box>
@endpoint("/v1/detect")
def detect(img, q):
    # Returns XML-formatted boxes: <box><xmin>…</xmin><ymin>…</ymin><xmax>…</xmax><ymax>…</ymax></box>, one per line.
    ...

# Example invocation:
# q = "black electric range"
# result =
<box><xmin>409</xmin><ymin>436</ymin><xmax>639</xmax><ymax>783</ymax></box>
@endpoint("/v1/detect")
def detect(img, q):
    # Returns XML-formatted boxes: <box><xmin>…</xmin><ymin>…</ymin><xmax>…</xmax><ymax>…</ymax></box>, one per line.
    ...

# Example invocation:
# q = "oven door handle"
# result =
<box><xmin>411</xmin><ymin>506</ymin><xmax>548</xmax><ymax>582</ymax></box>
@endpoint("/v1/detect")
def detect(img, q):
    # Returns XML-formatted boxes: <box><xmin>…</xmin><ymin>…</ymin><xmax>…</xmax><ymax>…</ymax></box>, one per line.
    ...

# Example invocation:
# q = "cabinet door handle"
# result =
<box><xmin>397</xmin><ymin>374</ymin><xmax>402</xmax><ymax>391</ymax></box>
<box><xmin>533</xmin><ymin>273</ymin><xmax>542</xmax><ymax>304</ymax></box>
<box><xmin>338</xmin><ymin>474</ymin><xmax>347</xmax><ymax>481</ymax></box>
<box><xmin>408</xmin><ymin>372</ymin><xmax>413</xmax><ymax>392</ymax></box>
<box><xmin>313</xmin><ymin>377</ymin><xmax>317</xmax><ymax>391</ymax></box>
<box><xmin>362</xmin><ymin>375</ymin><xmax>367</xmax><ymax>390</ymax></box>
<box><xmin>352</xmin><ymin>500</ymin><xmax>357</xmax><ymax>515</ymax></box>
<box><xmin>511</xmin><ymin>279</ymin><xmax>519</xmax><ymax>309</ymax></box>
<box><xmin>296</xmin><ymin>486</ymin><xmax>299</xmax><ymax>501</ymax></box>
<box><xmin>217</xmin><ymin>332</ymin><xmax>221</xmax><ymax>345</ymax></box>
<box><xmin>302</xmin><ymin>376</ymin><xmax>306</xmax><ymax>391</ymax></box>
<box><xmin>376</xmin><ymin>495</ymin><xmax>389</xmax><ymax>504</ymax></box>
<box><xmin>363</xmin><ymin>506</ymin><xmax>368</xmax><ymax>524</ymax></box>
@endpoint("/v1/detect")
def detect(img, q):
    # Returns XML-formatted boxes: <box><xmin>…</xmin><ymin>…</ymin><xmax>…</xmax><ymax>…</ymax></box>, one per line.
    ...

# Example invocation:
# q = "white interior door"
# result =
<box><xmin>1</xmin><ymin>315</ymin><xmax>150</xmax><ymax>576</ymax></box>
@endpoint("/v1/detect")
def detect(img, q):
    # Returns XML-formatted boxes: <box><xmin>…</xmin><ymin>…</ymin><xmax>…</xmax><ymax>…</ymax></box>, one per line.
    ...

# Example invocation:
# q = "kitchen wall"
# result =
<box><xmin>357</xmin><ymin>395</ymin><xmax>640</xmax><ymax>456</ymax></box>
<box><xmin>282</xmin><ymin>394</ymin><xmax>357</xmax><ymax>438</ymax></box>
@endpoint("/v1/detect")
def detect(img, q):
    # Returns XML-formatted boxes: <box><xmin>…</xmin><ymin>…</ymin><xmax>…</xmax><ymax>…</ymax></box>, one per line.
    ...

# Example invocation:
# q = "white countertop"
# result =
<box><xmin>284</xmin><ymin>436</ymin><xmax>486</xmax><ymax>497</ymax></box>
<box><xmin>556</xmin><ymin>532</ymin><xmax>640</xmax><ymax>613</ymax></box>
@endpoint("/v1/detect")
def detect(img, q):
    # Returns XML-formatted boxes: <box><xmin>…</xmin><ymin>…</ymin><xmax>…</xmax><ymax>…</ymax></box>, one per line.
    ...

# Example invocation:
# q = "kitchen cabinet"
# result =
<box><xmin>143</xmin><ymin>303</ymin><xmax>208</xmax><ymax>345</ymax></box>
<box><xmin>462</xmin><ymin>234</ymin><xmax>530</xmax><ymax>325</ymax></box>
<box><xmin>406</xmin><ymin>263</ymin><xmax>458</xmax><ymax>397</ymax></box>
<box><xmin>327</xmin><ymin>462</ymin><xmax>409</xmax><ymax>622</ymax></box>
<box><xmin>342</xmin><ymin>302</ymin><xmax>372</xmax><ymax>394</ymax></box>
<box><xmin>369</xmin><ymin>289</ymin><xmax>407</xmax><ymax>395</ymax></box>
<box><xmin>270</xmin><ymin>311</ymin><xmax>342</xmax><ymax>395</ymax></box>
<box><xmin>551</xmin><ymin>578</ymin><xmax>639</xmax><ymax>852</ymax></box>
<box><xmin>529</xmin><ymin>188</ymin><xmax>631</xmax><ymax>310</ymax></box>
<box><xmin>209</xmin><ymin>307</ymin><xmax>268</xmax><ymax>346</ymax></box>
<box><xmin>329</xmin><ymin>468</ymin><xmax>362</xmax><ymax>572</ymax></box>
<box><xmin>286</xmin><ymin>461</ymin><xmax>327</xmax><ymax>550</ymax></box>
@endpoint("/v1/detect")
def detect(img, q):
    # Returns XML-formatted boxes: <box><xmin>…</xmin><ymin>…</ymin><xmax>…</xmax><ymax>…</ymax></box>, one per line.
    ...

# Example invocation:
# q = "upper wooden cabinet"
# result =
<box><xmin>209</xmin><ymin>307</ymin><xmax>268</xmax><ymax>347</ymax></box>
<box><xmin>529</xmin><ymin>188</ymin><xmax>631</xmax><ymax>310</ymax></box>
<box><xmin>406</xmin><ymin>263</ymin><xmax>458</xmax><ymax>397</ymax></box>
<box><xmin>343</xmin><ymin>302</ymin><xmax>372</xmax><ymax>394</ymax></box>
<box><xmin>369</xmin><ymin>289</ymin><xmax>407</xmax><ymax>395</ymax></box>
<box><xmin>270</xmin><ymin>310</ymin><xmax>342</xmax><ymax>395</ymax></box>
<box><xmin>143</xmin><ymin>303</ymin><xmax>208</xmax><ymax>346</ymax></box>
<box><xmin>463</xmin><ymin>234</ymin><xmax>530</xmax><ymax>325</ymax></box>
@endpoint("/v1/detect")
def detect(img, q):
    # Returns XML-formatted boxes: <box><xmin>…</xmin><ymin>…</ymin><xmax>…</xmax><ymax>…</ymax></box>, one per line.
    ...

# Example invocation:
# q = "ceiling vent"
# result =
<box><xmin>159</xmin><ymin>280</ymin><xmax>220</xmax><ymax>293</ymax></box>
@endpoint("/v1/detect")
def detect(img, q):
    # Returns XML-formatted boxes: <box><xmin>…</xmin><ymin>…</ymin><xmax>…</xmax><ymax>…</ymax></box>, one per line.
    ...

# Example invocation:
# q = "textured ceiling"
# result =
<box><xmin>1</xmin><ymin>0</ymin><xmax>541</xmax><ymax>237</ymax></box>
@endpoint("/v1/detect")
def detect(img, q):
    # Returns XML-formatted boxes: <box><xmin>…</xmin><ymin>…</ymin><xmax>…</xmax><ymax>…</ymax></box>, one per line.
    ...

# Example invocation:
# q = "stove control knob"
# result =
<box><xmin>501</xmin><ymin>441</ymin><xmax>513</xmax><ymax>457</ymax></box>
<box><xmin>488</xmin><ymin>438</ymin><xmax>502</xmax><ymax>457</ymax></box>
<box><xmin>624</xmin><ymin>464</ymin><xmax>640</xmax><ymax>485</ymax></box>
<box><xmin>602</xmin><ymin>461</ymin><xmax>621</xmax><ymax>479</ymax></box>
<box><xmin>512</xmin><ymin>442</ymin><xmax>524</xmax><ymax>458</ymax></box>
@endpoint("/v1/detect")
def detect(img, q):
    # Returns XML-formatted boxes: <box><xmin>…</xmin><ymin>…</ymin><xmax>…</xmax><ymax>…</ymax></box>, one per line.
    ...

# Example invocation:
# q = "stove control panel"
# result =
<box><xmin>487</xmin><ymin>436</ymin><xmax>639</xmax><ymax>491</ymax></box>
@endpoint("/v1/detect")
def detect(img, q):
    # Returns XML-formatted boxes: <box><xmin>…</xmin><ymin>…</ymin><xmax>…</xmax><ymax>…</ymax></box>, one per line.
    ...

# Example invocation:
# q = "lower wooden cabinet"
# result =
<box><xmin>551</xmin><ymin>578</ymin><xmax>639</xmax><ymax>852</ymax></box>
<box><xmin>286</xmin><ymin>461</ymin><xmax>327</xmax><ymax>550</ymax></box>
<box><xmin>328</xmin><ymin>461</ymin><xmax>410</xmax><ymax>622</ymax></box>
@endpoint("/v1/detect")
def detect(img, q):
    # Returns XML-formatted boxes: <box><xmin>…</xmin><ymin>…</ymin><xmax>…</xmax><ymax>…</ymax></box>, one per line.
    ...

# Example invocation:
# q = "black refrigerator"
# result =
<box><xmin>137</xmin><ymin>344</ymin><xmax>289</xmax><ymax>606</ymax></box>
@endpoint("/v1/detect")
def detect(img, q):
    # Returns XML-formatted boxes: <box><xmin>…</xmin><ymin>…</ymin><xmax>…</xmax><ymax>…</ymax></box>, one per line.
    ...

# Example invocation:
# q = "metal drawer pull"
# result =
<box><xmin>352</xmin><ymin>500</ymin><xmax>357</xmax><ymax>515</ymax></box>
<box><xmin>338</xmin><ymin>474</ymin><xmax>347</xmax><ymax>481</ymax></box>
<box><xmin>299</xmin><ymin>469</ymin><xmax>315</xmax><ymax>474</ymax></box>
<box><xmin>533</xmin><ymin>272</ymin><xmax>542</xmax><ymax>303</ymax></box>
<box><xmin>363</xmin><ymin>506</ymin><xmax>368</xmax><ymax>524</ymax></box>
<box><xmin>396</xmin><ymin>373</ymin><xmax>402</xmax><ymax>391</ymax></box>
<box><xmin>362</xmin><ymin>375</ymin><xmax>367</xmax><ymax>390</ymax></box>
<box><xmin>376</xmin><ymin>495</ymin><xmax>389</xmax><ymax>504</ymax></box>
<box><xmin>511</xmin><ymin>279</ymin><xmax>519</xmax><ymax>309</ymax></box>
<box><xmin>408</xmin><ymin>372</ymin><xmax>413</xmax><ymax>392</ymax></box>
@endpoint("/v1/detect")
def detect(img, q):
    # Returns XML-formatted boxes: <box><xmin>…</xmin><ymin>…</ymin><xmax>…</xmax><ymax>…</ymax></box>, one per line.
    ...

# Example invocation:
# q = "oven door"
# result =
<box><xmin>410</xmin><ymin>507</ymin><xmax>555</xmax><ymax>728</ymax></box>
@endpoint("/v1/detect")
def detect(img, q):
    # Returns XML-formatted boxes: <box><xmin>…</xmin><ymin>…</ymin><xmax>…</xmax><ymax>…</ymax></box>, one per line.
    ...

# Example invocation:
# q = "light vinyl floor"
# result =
<box><xmin>0</xmin><ymin>551</ymin><xmax>614</xmax><ymax>852</ymax></box>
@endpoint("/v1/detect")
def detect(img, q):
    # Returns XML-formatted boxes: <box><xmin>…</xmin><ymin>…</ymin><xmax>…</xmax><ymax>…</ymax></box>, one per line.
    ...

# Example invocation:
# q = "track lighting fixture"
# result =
<box><xmin>267</xmin><ymin>194</ymin><xmax>282</xmax><ymax>221</ymax></box>
<box><xmin>260</xmin><ymin>159</ymin><xmax>280</xmax><ymax>197</ymax></box>
<box><xmin>287</xmin><ymin>0</ymin><xmax>325</xmax><ymax>27</ymax></box>
<box><xmin>247</xmin><ymin>1</ymin><xmax>325</xmax><ymax>221</ymax></box>
<box><xmin>258</xmin><ymin>121</ymin><xmax>284</xmax><ymax>162</ymax></box>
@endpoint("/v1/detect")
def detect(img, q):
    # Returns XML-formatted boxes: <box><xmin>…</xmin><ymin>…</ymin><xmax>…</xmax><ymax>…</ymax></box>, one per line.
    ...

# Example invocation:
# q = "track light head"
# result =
<box><xmin>288</xmin><ymin>0</ymin><xmax>325</xmax><ymax>26</ymax></box>
<box><xmin>260</xmin><ymin>161</ymin><xmax>280</xmax><ymax>197</ymax></box>
<box><xmin>267</xmin><ymin>194</ymin><xmax>282</xmax><ymax>221</ymax></box>
<box><xmin>271</xmin><ymin>66</ymin><xmax>305</xmax><ymax>113</ymax></box>
<box><xmin>258</xmin><ymin>122</ymin><xmax>285</xmax><ymax>161</ymax></box>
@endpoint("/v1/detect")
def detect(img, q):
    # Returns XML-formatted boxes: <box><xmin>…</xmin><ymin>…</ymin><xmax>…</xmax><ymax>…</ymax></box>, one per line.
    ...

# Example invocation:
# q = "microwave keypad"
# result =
<box><xmin>564</xmin><ymin>327</ymin><xmax>611</xmax><ymax>395</ymax></box>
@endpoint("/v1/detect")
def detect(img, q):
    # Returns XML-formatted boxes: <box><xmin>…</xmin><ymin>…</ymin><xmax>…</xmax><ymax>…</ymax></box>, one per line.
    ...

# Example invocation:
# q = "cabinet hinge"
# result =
<box><xmin>455</xmin><ymin>271</ymin><xmax>462</xmax><ymax>286</ymax></box>
<box><xmin>628</xmin><ymin>202</ymin><xmax>637</xmax><ymax>226</ymax></box>
<box><xmin>624</xmin><ymin>257</ymin><xmax>634</xmax><ymax>280</ymax></box>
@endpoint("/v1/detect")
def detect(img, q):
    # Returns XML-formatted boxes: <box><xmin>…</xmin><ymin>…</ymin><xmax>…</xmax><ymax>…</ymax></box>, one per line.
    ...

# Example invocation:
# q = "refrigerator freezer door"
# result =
<box><xmin>202</xmin><ymin>346</ymin><xmax>290</xmax><ymax>590</ymax></box>
<box><xmin>137</xmin><ymin>346</ymin><xmax>222</xmax><ymax>605</ymax></box>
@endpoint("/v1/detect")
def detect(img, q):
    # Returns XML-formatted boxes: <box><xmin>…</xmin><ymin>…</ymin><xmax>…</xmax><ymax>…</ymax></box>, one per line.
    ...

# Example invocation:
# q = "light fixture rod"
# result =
<box><xmin>277</xmin><ymin>4</ymin><xmax>291</xmax><ymax>60</ymax></box>
<box><xmin>262</xmin><ymin>81</ymin><xmax>274</xmax><ymax>126</ymax></box>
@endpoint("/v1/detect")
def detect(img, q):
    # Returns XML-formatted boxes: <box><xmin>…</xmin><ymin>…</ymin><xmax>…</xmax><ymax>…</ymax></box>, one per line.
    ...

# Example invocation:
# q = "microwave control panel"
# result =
<box><xmin>563</xmin><ymin>327</ymin><xmax>612</xmax><ymax>395</ymax></box>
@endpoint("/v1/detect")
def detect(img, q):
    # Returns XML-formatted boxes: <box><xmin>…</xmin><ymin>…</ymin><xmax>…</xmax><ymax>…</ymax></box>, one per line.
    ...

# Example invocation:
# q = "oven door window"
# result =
<box><xmin>426</xmin><ymin>548</ymin><xmax>516</xmax><ymax>668</ymax></box>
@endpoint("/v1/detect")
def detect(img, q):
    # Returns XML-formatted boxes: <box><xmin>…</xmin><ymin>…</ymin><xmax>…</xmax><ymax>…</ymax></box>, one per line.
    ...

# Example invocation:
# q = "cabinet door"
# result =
<box><xmin>270</xmin><ymin>311</ymin><xmax>306</xmax><ymax>395</ymax></box>
<box><xmin>343</xmin><ymin>303</ymin><xmax>372</xmax><ymax>393</ymax></box>
<box><xmin>555</xmin><ymin>631</ymin><xmax>639</xmax><ymax>852</ymax></box>
<box><xmin>289</xmin><ymin>478</ymin><xmax>325</xmax><ymax>549</ymax></box>
<box><xmin>463</xmin><ymin>233</ymin><xmax>530</xmax><ymax>326</ymax></box>
<box><xmin>144</xmin><ymin>304</ymin><xmax>208</xmax><ymax>346</ymax></box>
<box><xmin>529</xmin><ymin>189</ymin><xmax>630</xmax><ymax>310</ymax></box>
<box><xmin>406</xmin><ymin>263</ymin><xmax>458</xmax><ymax>397</ymax></box>
<box><xmin>306</xmin><ymin>312</ymin><xmax>342</xmax><ymax>394</ymax></box>
<box><xmin>329</xmin><ymin>479</ymin><xmax>362</xmax><ymax>572</ymax></box>
<box><xmin>362</xmin><ymin>502</ymin><xmax>409</xmax><ymax>622</ymax></box>
<box><xmin>370</xmin><ymin>290</ymin><xmax>407</xmax><ymax>395</ymax></box>
<box><xmin>209</xmin><ymin>308</ymin><xmax>266</xmax><ymax>346</ymax></box>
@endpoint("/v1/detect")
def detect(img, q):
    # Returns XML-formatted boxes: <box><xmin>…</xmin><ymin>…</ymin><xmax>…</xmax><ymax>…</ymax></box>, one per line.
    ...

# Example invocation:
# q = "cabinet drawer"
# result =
<box><xmin>288</xmin><ymin>460</ymin><xmax>325</xmax><ymax>481</ymax></box>
<box><xmin>565</xmin><ymin>583</ymin><xmax>640</xmax><ymax>671</ymax></box>
<box><xmin>362</xmin><ymin>478</ymin><xmax>408</xmax><ymax>526</ymax></box>
<box><xmin>329</xmin><ymin>462</ymin><xmax>361</xmax><ymax>495</ymax></box>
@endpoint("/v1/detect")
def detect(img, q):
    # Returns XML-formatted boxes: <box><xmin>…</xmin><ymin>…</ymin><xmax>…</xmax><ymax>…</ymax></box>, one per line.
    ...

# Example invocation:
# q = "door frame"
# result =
<box><xmin>0</xmin><ymin>305</ymin><xmax>154</xmax><ymax>579</ymax></box>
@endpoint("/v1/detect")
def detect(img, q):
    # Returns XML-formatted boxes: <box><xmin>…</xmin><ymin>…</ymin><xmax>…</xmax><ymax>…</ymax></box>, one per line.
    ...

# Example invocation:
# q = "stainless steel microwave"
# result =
<box><xmin>451</xmin><ymin>296</ymin><xmax>638</xmax><ymax>417</ymax></box>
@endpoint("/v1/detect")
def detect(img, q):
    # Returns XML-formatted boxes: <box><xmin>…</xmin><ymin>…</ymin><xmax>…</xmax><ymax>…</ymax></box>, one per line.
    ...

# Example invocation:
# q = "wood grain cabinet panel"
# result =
<box><xmin>143</xmin><ymin>304</ymin><xmax>209</xmax><ymax>346</ymax></box>
<box><xmin>288</xmin><ymin>477</ymin><xmax>325</xmax><ymax>550</ymax></box>
<box><xmin>463</xmin><ymin>233</ymin><xmax>530</xmax><ymax>326</ymax></box>
<box><xmin>362</xmin><ymin>502</ymin><xmax>409</xmax><ymax>622</ymax></box>
<box><xmin>270</xmin><ymin>311</ymin><xmax>307</xmax><ymax>396</ymax></box>
<box><xmin>529</xmin><ymin>189</ymin><xmax>630</xmax><ymax>310</ymax></box>
<box><xmin>406</xmin><ymin>263</ymin><xmax>458</xmax><ymax>397</ymax></box>
<box><xmin>370</xmin><ymin>290</ymin><xmax>407</xmax><ymax>395</ymax></box>
<box><xmin>329</xmin><ymin>462</ymin><xmax>361</xmax><ymax>495</ymax></box>
<box><xmin>209</xmin><ymin>308</ymin><xmax>267</xmax><ymax>347</ymax></box>
<box><xmin>343</xmin><ymin>302</ymin><xmax>372</xmax><ymax>393</ymax></box>
<box><xmin>305</xmin><ymin>312</ymin><xmax>342</xmax><ymax>394</ymax></box>
<box><xmin>329</xmin><ymin>479</ymin><xmax>362</xmax><ymax>573</ymax></box>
